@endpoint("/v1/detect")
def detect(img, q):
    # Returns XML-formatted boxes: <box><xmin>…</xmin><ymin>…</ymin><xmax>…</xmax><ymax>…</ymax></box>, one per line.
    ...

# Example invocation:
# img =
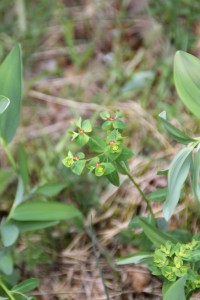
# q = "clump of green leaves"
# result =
<box><xmin>0</xmin><ymin>46</ymin><xmax>82</xmax><ymax>299</ymax></box>
<box><xmin>62</xmin><ymin>111</ymin><xmax>134</xmax><ymax>187</ymax></box>
<box><xmin>151</xmin><ymin>239</ymin><xmax>200</xmax><ymax>296</ymax></box>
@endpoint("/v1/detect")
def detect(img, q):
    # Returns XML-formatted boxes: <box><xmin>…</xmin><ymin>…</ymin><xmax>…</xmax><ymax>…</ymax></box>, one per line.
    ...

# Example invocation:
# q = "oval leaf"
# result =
<box><xmin>174</xmin><ymin>51</ymin><xmax>200</xmax><ymax>119</ymax></box>
<box><xmin>12</xmin><ymin>278</ymin><xmax>40</xmax><ymax>293</ymax></box>
<box><xmin>0</xmin><ymin>223</ymin><xmax>19</xmax><ymax>247</ymax></box>
<box><xmin>11</xmin><ymin>201</ymin><xmax>82</xmax><ymax>221</ymax></box>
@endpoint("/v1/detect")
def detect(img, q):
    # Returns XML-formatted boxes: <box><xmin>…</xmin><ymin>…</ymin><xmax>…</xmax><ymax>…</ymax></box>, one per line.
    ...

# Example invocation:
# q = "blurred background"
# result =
<box><xmin>1</xmin><ymin>0</ymin><xmax>200</xmax><ymax>299</ymax></box>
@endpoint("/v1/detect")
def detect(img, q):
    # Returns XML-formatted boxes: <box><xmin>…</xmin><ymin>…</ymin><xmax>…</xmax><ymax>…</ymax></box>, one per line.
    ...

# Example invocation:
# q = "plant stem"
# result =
<box><xmin>0</xmin><ymin>279</ymin><xmax>16</xmax><ymax>300</ymax></box>
<box><xmin>117</xmin><ymin>161</ymin><xmax>154</xmax><ymax>216</ymax></box>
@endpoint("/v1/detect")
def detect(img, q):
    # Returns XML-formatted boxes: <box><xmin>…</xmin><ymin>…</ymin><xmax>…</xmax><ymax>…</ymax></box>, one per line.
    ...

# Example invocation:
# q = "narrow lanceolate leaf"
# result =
<box><xmin>13</xmin><ymin>176</ymin><xmax>24</xmax><ymax>208</ymax></box>
<box><xmin>159</xmin><ymin>111</ymin><xmax>195</xmax><ymax>145</ymax></box>
<box><xmin>12</xmin><ymin>278</ymin><xmax>40</xmax><ymax>293</ymax></box>
<box><xmin>116</xmin><ymin>252</ymin><xmax>153</xmax><ymax>265</ymax></box>
<box><xmin>18</xmin><ymin>143</ymin><xmax>29</xmax><ymax>189</ymax></box>
<box><xmin>163</xmin><ymin>147</ymin><xmax>192</xmax><ymax>221</ymax></box>
<box><xmin>174</xmin><ymin>51</ymin><xmax>200</xmax><ymax>119</ymax></box>
<box><xmin>163</xmin><ymin>275</ymin><xmax>187</xmax><ymax>300</ymax></box>
<box><xmin>10</xmin><ymin>220</ymin><xmax>59</xmax><ymax>232</ymax></box>
<box><xmin>138</xmin><ymin>218</ymin><xmax>177</xmax><ymax>247</ymax></box>
<box><xmin>0</xmin><ymin>223</ymin><xmax>19</xmax><ymax>247</ymax></box>
<box><xmin>147</xmin><ymin>188</ymin><xmax>168</xmax><ymax>202</ymax></box>
<box><xmin>11</xmin><ymin>201</ymin><xmax>82</xmax><ymax>221</ymax></box>
<box><xmin>0</xmin><ymin>45</ymin><xmax>22</xmax><ymax>143</ymax></box>
<box><xmin>0</xmin><ymin>96</ymin><xmax>10</xmax><ymax>114</ymax></box>
<box><xmin>192</xmin><ymin>149</ymin><xmax>200</xmax><ymax>203</ymax></box>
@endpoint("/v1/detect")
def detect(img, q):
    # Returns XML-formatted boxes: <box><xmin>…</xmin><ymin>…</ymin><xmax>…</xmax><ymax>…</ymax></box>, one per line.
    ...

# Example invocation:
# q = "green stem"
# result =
<box><xmin>0</xmin><ymin>279</ymin><xmax>16</xmax><ymax>300</ymax></box>
<box><xmin>117</xmin><ymin>161</ymin><xmax>154</xmax><ymax>216</ymax></box>
<box><xmin>1</xmin><ymin>139</ymin><xmax>17</xmax><ymax>171</ymax></box>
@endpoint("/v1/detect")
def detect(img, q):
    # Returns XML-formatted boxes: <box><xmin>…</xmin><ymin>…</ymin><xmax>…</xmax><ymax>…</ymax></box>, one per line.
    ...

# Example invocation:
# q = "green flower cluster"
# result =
<box><xmin>62</xmin><ymin>111</ymin><xmax>134</xmax><ymax>186</ymax></box>
<box><xmin>150</xmin><ymin>239</ymin><xmax>200</xmax><ymax>293</ymax></box>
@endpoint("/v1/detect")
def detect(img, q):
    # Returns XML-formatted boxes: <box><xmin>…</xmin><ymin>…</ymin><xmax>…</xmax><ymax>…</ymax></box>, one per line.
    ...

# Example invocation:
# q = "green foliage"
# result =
<box><xmin>0</xmin><ymin>45</ymin><xmax>22</xmax><ymax>144</ymax></box>
<box><xmin>63</xmin><ymin>111</ymin><xmax>134</xmax><ymax>187</ymax></box>
<box><xmin>0</xmin><ymin>45</ymin><xmax>83</xmax><ymax>299</ymax></box>
<box><xmin>174</xmin><ymin>51</ymin><xmax>200</xmax><ymax>119</ymax></box>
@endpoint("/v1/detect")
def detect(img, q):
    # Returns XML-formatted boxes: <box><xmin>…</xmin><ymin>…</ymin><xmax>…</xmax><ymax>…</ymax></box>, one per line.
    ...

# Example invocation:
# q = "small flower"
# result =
<box><xmin>62</xmin><ymin>151</ymin><xmax>86</xmax><ymax>175</ymax></box>
<box><xmin>161</xmin><ymin>266</ymin><xmax>176</xmax><ymax>281</ymax></box>
<box><xmin>154</xmin><ymin>250</ymin><xmax>169</xmax><ymax>268</ymax></box>
<box><xmin>87</xmin><ymin>157</ymin><xmax>115</xmax><ymax>177</ymax></box>
<box><xmin>174</xmin><ymin>256</ymin><xmax>183</xmax><ymax>269</ymax></box>
<box><xmin>100</xmin><ymin>111</ymin><xmax>126</xmax><ymax>130</ymax></box>
<box><xmin>160</xmin><ymin>241</ymin><xmax>173</xmax><ymax>256</ymax></box>
<box><xmin>69</xmin><ymin>118</ymin><xmax>92</xmax><ymax>146</ymax></box>
<box><xmin>62</xmin><ymin>151</ymin><xmax>74</xmax><ymax>168</ymax></box>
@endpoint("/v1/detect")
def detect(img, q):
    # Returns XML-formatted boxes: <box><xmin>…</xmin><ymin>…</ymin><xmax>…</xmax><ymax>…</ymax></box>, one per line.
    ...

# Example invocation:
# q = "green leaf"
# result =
<box><xmin>163</xmin><ymin>275</ymin><xmax>187</xmax><ymax>300</ymax></box>
<box><xmin>174</xmin><ymin>50</ymin><xmax>200</xmax><ymax>119</ymax></box>
<box><xmin>116</xmin><ymin>161</ymin><xmax>130</xmax><ymax>175</ymax></box>
<box><xmin>139</xmin><ymin>218</ymin><xmax>177</xmax><ymax>247</ymax></box>
<box><xmin>34</xmin><ymin>183</ymin><xmax>67</xmax><ymax>197</ymax></box>
<box><xmin>88</xmin><ymin>136</ymin><xmax>106</xmax><ymax>152</ymax></box>
<box><xmin>81</xmin><ymin>119</ymin><xmax>92</xmax><ymax>132</ymax></box>
<box><xmin>0</xmin><ymin>96</ymin><xmax>10</xmax><ymax>114</ymax></box>
<box><xmin>103</xmin><ymin>163</ymin><xmax>115</xmax><ymax>175</ymax></box>
<box><xmin>10</xmin><ymin>220</ymin><xmax>59</xmax><ymax>232</ymax></box>
<box><xmin>76</xmin><ymin>134</ymin><xmax>89</xmax><ymax>146</ymax></box>
<box><xmin>159</xmin><ymin>111</ymin><xmax>195</xmax><ymax>144</ymax></box>
<box><xmin>11</xmin><ymin>201</ymin><xmax>82</xmax><ymax>221</ymax></box>
<box><xmin>102</xmin><ymin>120</ymin><xmax>111</xmax><ymax>130</ymax></box>
<box><xmin>116</xmin><ymin>252</ymin><xmax>153</xmax><ymax>265</ymax></box>
<box><xmin>113</xmin><ymin>119</ymin><xmax>126</xmax><ymax>130</ymax></box>
<box><xmin>18</xmin><ymin>143</ymin><xmax>29</xmax><ymax>189</ymax></box>
<box><xmin>165</xmin><ymin>229</ymin><xmax>192</xmax><ymax>244</ymax></box>
<box><xmin>13</xmin><ymin>176</ymin><xmax>24</xmax><ymax>208</ymax></box>
<box><xmin>0</xmin><ymin>45</ymin><xmax>22</xmax><ymax>143</ymax></box>
<box><xmin>163</xmin><ymin>147</ymin><xmax>192</xmax><ymax>221</ymax></box>
<box><xmin>0</xmin><ymin>169</ymin><xmax>14</xmax><ymax>195</ymax></box>
<box><xmin>106</xmin><ymin>170</ymin><xmax>120</xmax><ymax>186</ymax></box>
<box><xmin>116</xmin><ymin>146</ymin><xmax>134</xmax><ymax>161</ymax></box>
<box><xmin>106</xmin><ymin>130</ymin><xmax>118</xmax><ymax>143</ymax></box>
<box><xmin>71</xmin><ymin>160</ymin><xmax>86</xmax><ymax>175</ymax></box>
<box><xmin>120</xmin><ymin>71</ymin><xmax>154</xmax><ymax>93</ymax></box>
<box><xmin>0</xmin><ymin>223</ymin><xmax>19</xmax><ymax>247</ymax></box>
<box><xmin>147</xmin><ymin>188</ymin><xmax>168</xmax><ymax>202</ymax></box>
<box><xmin>184</xmin><ymin>250</ymin><xmax>200</xmax><ymax>262</ymax></box>
<box><xmin>162</xmin><ymin>280</ymin><xmax>174</xmax><ymax>296</ymax></box>
<box><xmin>0</xmin><ymin>250</ymin><xmax>13</xmax><ymax>275</ymax></box>
<box><xmin>192</xmin><ymin>148</ymin><xmax>200</xmax><ymax>203</ymax></box>
<box><xmin>12</xmin><ymin>278</ymin><xmax>40</xmax><ymax>293</ymax></box>
<box><xmin>157</xmin><ymin>169</ymin><xmax>168</xmax><ymax>176</ymax></box>
<box><xmin>100</xmin><ymin>111</ymin><xmax>110</xmax><ymax>120</ymax></box>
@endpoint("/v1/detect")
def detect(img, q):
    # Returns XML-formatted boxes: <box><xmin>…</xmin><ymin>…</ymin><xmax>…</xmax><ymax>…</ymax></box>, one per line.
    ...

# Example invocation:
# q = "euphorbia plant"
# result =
<box><xmin>64</xmin><ymin>50</ymin><xmax>200</xmax><ymax>299</ymax></box>
<box><xmin>118</xmin><ymin>51</ymin><xmax>200</xmax><ymax>300</ymax></box>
